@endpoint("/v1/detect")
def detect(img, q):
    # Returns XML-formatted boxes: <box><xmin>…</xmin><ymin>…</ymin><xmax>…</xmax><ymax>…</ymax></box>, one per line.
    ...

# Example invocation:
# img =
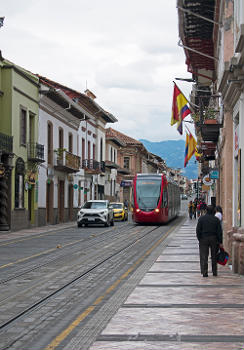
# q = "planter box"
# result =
<box><xmin>204</xmin><ymin>119</ymin><xmax>217</xmax><ymax>124</ymax></box>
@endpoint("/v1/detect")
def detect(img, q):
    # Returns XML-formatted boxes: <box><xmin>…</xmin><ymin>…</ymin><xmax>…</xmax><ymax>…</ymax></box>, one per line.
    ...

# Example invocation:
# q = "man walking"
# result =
<box><xmin>196</xmin><ymin>205</ymin><xmax>223</xmax><ymax>277</ymax></box>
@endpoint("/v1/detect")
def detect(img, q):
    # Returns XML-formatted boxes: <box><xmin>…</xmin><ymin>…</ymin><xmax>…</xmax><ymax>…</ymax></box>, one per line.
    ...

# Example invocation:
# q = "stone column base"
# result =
<box><xmin>232</xmin><ymin>230</ymin><xmax>244</xmax><ymax>275</ymax></box>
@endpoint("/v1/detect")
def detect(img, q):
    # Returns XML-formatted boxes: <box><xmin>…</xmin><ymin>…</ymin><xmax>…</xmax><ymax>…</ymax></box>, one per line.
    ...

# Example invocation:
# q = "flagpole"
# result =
<box><xmin>185</xmin><ymin>124</ymin><xmax>191</xmax><ymax>135</ymax></box>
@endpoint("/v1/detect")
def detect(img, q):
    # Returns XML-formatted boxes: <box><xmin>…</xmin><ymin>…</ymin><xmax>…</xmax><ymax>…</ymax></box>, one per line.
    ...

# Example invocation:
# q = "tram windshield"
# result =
<box><xmin>136</xmin><ymin>179</ymin><xmax>161</xmax><ymax>210</ymax></box>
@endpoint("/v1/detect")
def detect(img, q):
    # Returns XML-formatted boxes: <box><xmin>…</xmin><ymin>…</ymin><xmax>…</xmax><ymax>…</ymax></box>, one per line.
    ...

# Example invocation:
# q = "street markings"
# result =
<box><xmin>44</xmin><ymin>223</ymin><xmax>177</xmax><ymax>350</ymax></box>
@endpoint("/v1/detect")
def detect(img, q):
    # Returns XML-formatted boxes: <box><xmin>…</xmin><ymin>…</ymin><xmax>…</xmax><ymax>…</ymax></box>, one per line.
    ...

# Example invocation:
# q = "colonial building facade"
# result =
<box><xmin>0</xmin><ymin>58</ymin><xmax>44</xmax><ymax>231</ymax></box>
<box><xmin>177</xmin><ymin>0</ymin><xmax>244</xmax><ymax>274</ymax></box>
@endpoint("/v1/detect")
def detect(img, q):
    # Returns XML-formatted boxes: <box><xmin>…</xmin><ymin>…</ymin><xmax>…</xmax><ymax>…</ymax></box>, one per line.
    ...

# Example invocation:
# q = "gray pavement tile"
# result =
<box><xmin>90</xmin><ymin>341</ymin><xmax>244</xmax><ymax>350</ymax></box>
<box><xmin>124</xmin><ymin>286</ymin><xmax>244</xmax><ymax>305</ymax></box>
<box><xmin>100</xmin><ymin>308</ymin><xmax>244</xmax><ymax>336</ymax></box>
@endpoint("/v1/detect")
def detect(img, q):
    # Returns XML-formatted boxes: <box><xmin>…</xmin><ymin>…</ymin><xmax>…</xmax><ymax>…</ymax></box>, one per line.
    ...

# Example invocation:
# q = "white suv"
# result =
<box><xmin>77</xmin><ymin>200</ymin><xmax>114</xmax><ymax>227</ymax></box>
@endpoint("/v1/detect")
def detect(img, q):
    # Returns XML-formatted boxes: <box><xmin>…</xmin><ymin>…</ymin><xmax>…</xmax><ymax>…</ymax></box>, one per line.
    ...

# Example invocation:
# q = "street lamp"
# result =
<box><xmin>0</xmin><ymin>17</ymin><xmax>4</xmax><ymax>28</ymax></box>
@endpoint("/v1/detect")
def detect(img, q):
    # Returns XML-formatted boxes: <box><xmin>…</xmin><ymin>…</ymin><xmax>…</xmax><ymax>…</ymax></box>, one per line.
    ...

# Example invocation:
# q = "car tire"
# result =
<box><xmin>77</xmin><ymin>222</ymin><xmax>82</xmax><ymax>228</ymax></box>
<box><xmin>105</xmin><ymin>218</ymin><xmax>109</xmax><ymax>227</ymax></box>
<box><xmin>110</xmin><ymin>219</ymin><xmax>114</xmax><ymax>226</ymax></box>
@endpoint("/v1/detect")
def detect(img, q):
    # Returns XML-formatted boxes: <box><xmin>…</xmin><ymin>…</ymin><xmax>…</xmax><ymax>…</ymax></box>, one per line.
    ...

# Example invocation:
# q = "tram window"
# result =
<box><xmin>136</xmin><ymin>179</ymin><xmax>161</xmax><ymax>210</ymax></box>
<box><xmin>163</xmin><ymin>188</ymin><xmax>168</xmax><ymax>207</ymax></box>
<box><xmin>131</xmin><ymin>187</ymin><xmax>134</xmax><ymax>208</ymax></box>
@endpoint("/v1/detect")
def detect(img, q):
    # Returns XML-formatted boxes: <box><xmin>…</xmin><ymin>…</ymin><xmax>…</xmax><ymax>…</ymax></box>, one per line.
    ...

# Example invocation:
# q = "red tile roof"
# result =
<box><xmin>38</xmin><ymin>75</ymin><xmax>117</xmax><ymax>123</ymax></box>
<box><xmin>106</xmin><ymin>128</ymin><xmax>142</xmax><ymax>146</ymax></box>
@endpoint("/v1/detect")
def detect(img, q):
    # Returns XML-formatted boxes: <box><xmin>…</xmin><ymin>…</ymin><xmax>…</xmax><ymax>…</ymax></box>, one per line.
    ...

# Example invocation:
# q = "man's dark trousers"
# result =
<box><xmin>199</xmin><ymin>235</ymin><xmax>219</xmax><ymax>275</ymax></box>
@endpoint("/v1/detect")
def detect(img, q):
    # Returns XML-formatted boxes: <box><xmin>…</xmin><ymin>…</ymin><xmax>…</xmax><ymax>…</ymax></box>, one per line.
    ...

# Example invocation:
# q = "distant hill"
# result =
<box><xmin>140</xmin><ymin>139</ymin><xmax>198</xmax><ymax>179</ymax></box>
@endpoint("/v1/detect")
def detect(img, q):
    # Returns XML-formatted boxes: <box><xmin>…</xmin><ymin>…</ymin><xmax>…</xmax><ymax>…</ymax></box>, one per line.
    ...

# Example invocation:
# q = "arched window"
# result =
<box><xmin>15</xmin><ymin>158</ymin><xmax>25</xmax><ymax>209</ymax></box>
<box><xmin>68</xmin><ymin>133</ymin><xmax>73</xmax><ymax>153</ymax></box>
<box><xmin>100</xmin><ymin>138</ymin><xmax>103</xmax><ymax>162</ymax></box>
<box><xmin>110</xmin><ymin>147</ymin><xmax>113</xmax><ymax>161</ymax></box>
<box><xmin>47</xmin><ymin>122</ymin><xmax>53</xmax><ymax>165</ymax></box>
<box><xmin>58</xmin><ymin>127</ymin><xmax>64</xmax><ymax>149</ymax></box>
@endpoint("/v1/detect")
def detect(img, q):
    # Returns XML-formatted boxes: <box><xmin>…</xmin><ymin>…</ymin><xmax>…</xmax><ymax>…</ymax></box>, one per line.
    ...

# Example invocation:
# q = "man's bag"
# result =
<box><xmin>217</xmin><ymin>247</ymin><xmax>229</xmax><ymax>266</ymax></box>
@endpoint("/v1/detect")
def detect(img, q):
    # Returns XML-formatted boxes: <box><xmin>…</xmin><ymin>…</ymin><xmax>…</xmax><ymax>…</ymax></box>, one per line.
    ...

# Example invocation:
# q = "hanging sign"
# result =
<box><xmin>73</xmin><ymin>184</ymin><xmax>78</xmax><ymax>189</ymax></box>
<box><xmin>120</xmin><ymin>180</ymin><xmax>132</xmax><ymax>187</ymax></box>
<box><xmin>203</xmin><ymin>174</ymin><xmax>214</xmax><ymax>186</ymax></box>
<box><xmin>28</xmin><ymin>172</ymin><xmax>36</xmax><ymax>185</ymax></box>
<box><xmin>210</xmin><ymin>170</ymin><xmax>219</xmax><ymax>179</ymax></box>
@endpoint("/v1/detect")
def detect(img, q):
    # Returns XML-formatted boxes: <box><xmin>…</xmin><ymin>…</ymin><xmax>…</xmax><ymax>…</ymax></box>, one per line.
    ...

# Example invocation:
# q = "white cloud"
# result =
<box><xmin>1</xmin><ymin>0</ymin><xmax>194</xmax><ymax>142</ymax></box>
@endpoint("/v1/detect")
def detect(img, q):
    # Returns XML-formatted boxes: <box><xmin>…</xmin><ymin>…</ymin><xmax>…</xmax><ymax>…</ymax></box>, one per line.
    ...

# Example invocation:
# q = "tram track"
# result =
<box><xmin>0</xmin><ymin>223</ymin><xmax>166</xmax><ymax>333</ymax></box>
<box><xmin>0</xmin><ymin>222</ymin><xmax>133</xmax><ymax>284</ymax></box>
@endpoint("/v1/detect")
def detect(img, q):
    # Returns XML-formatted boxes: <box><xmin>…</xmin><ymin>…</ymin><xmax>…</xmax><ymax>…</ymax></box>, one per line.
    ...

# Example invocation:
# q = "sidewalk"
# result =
<box><xmin>90</xmin><ymin>217</ymin><xmax>244</xmax><ymax>350</ymax></box>
<box><xmin>0</xmin><ymin>221</ymin><xmax>76</xmax><ymax>242</ymax></box>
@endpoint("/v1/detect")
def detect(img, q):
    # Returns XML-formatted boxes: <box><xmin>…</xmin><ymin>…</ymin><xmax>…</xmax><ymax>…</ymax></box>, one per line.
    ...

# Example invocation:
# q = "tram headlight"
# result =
<box><xmin>136</xmin><ymin>209</ymin><xmax>141</xmax><ymax>213</ymax></box>
<box><xmin>154</xmin><ymin>208</ymin><xmax>160</xmax><ymax>213</ymax></box>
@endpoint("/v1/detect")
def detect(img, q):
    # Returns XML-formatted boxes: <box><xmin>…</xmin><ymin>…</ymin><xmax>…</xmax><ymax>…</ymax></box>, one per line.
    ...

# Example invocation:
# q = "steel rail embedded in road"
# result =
<box><xmin>0</xmin><ymin>222</ymin><xmax>132</xmax><ymax>284</ymax></box>
<box><xmin>0</xmin><ymin>223</ymin><xmax>164</xmax><ymax>334</ymax></box>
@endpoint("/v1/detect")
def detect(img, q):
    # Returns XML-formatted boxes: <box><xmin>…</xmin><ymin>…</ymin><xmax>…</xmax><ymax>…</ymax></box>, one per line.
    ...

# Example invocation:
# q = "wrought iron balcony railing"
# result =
<box><xmin>0</xmin><ymin>132</ymin><xmax>13</xmax><ymax>154</ymax></box>
<box><xmin>27</xmin><ymin>142</ymin><xmax>45</xmax><ymax>163</ymax></box>
<box><xmin>54</xmin><ymin>149</ymin><xmax>80</xmax><ymax>173</ymax></box>
<box><xmin>81</xmin><ymin>159</ymin><xmax>105</xmax><ymax>173</ymax></box>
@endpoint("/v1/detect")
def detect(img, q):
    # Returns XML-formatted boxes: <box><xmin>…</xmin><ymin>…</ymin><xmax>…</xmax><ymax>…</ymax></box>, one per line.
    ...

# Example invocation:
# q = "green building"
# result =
<box><xmin>0</xmin><ymin>56</ymin><xmax>44</xmax><ymax>231</ymax></box>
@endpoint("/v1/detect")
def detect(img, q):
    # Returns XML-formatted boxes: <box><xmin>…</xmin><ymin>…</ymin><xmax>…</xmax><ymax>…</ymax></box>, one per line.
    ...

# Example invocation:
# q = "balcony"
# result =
<box><xmin>200</xmin><ymin>122</ymin><xmax>221</xmax><ymax>142</ymax></box>
<box><xmin>0</xmin><ymin>132</ymin><xmax>13</xmax><ymax>154</ymax></box>
<box><xmin>27</xmin><ymin>142</ymin><xmax>45</xmax><ymax>163</ymax></box>
<box><xmin>117</xmin><ymin>166</ymin><xmax>131</xmax><ymax>175</ymax></box>
<box><xmin>81</xmin><ymin>159</ymin><xmax>105</xmax><ymax>173</ymax></box>
<box><xmin>54</xmin><ymin>149</ymin><xmax>80</xmax><ymax>173</ymax></box>
<box><xmin>105</xmin><ymin>160</ymin><xmax>119</xmax><ymax>169</ymax></box>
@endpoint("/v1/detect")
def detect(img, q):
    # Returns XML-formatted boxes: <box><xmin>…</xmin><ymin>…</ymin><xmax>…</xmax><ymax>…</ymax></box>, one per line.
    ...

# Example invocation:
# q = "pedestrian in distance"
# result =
<box><xmin>124</xmin><ymin>199</ymin><xmax>129</xmax><ymax>209</ymax></box>
<box><xmin>188</xmin><ymin>200</ymin><xmax>193</xmax><ymax>219</ymax></box>
<box><xmin>193</xmin><ymin>199</ymin><xmax>197</xmax><ymax>219</ymax></box>
<box><xmin>200</xmin><ymin>200</ymin><xmax>207</xmax><ymax>216</ymax></box>
<box><xmin>215</xmin><ymin>205</ymin><xmax>223</xmax><ymax>223</ymax></box>
<box><xmin>196</xmin><ymin>205</ymin><xmax>223</xmax><ymax>277</ymax></box>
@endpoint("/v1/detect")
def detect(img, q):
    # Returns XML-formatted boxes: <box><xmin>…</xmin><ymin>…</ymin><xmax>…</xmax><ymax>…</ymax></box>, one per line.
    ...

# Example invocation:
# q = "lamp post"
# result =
<box><xmin>0</xmin><ymin>17</ymin><xmax>4</xmax><ymax>28</ymax></box>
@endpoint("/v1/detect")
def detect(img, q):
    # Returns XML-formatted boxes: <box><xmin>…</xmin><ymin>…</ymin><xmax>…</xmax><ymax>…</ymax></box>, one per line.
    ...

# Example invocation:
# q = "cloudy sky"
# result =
<box><xmin>1</xmin><ymin>0</ymin><xmax>194</xmax><ymax>141</ymax></box>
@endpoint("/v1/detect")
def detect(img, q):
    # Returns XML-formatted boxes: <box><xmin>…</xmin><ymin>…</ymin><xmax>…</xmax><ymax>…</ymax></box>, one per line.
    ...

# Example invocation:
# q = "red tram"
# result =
<box><xmin>132</xmin><ymin>173</ymin><xmax>180</xmax><ymax>224</ymax></box>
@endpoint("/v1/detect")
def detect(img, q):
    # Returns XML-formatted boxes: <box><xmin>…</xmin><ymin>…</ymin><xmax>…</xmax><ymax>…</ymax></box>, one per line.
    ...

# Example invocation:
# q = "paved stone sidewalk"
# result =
<box><xmin>90</xmin><ymin>218</ymin><xmax>244</xmax><ymax>350</ymax></box>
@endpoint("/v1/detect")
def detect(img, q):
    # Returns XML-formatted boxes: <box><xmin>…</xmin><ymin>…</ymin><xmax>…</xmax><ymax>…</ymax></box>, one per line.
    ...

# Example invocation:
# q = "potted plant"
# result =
<box><xmin>54</xmin><ymin>148</ymin><xmax>66</xmax><ymax>164</ymax></box>
<box><xmin>203</xmin><ymin>107</ymin><xmax>218</xmax><ymax>124</ymax></box>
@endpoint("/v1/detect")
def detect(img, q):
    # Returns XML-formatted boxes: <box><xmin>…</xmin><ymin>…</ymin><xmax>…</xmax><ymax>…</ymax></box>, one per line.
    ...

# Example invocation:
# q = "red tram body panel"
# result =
<box><xmin>132</xmin><ymin>173</ymin><xmax>180</xmax><ymax>224</ymax></box>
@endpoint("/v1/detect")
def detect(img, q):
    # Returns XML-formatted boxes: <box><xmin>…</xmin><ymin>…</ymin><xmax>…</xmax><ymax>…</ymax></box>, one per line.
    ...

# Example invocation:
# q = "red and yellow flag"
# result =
<box><xmin>171</xmin><ymin>83</ymin><xmax>191</xmax><ymax>135</ymax></box>
<box><xmin>184</xmin><ymin>131</ymin><xmax>197</xmax><ymax>167</ymax></box>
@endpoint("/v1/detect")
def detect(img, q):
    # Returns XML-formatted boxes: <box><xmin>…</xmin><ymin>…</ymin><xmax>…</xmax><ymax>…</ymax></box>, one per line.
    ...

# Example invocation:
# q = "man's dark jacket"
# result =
<box><xmin>196</xmin><ymin>214</ymin><xmax>223</xmax><ymax>243</ymax></box>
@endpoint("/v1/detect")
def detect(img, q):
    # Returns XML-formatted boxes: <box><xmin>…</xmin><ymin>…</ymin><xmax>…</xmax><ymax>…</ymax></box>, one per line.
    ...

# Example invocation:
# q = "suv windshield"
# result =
<box><xmin>83</xmin><ymin>202</ymin><xmax>107</xmax><ymax>209</ymax></box>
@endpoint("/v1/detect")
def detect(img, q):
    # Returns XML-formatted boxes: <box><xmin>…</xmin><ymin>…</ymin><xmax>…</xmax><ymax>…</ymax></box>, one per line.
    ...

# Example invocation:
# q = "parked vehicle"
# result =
<box><xmin>77</xmin><ymin>200</ymin><xmax>114</xmax><ymax>227</ymax></box>
<box><xmin>132</xmin><ymin>173</ymin><xmax>180</xmax><ymax>224</ymax></box>
<box><xmin>110</xmin><ymin>202</ymin><xmax>128</xmax><ymax>221</ymax></box>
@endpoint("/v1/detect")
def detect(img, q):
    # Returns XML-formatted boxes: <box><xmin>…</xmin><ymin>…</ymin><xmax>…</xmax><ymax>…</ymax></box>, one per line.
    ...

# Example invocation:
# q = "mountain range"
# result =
<box><xmin>139</xmin><ymin>139</ymin><xmax>198</xmax><ymax>180</ymax></box>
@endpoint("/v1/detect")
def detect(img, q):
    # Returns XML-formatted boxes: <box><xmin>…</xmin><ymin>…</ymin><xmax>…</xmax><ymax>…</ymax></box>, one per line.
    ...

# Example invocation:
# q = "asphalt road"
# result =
<box><xmin>0</xmin><ymin>206</ymin><xmax>187</xmax><ymax>350</ymax></box>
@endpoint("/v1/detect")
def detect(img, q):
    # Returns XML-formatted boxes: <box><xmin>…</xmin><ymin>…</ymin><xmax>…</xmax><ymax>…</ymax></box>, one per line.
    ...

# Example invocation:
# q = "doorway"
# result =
<box><xmin>58</xmin><ymin>180</ymin><xmax>65</xmax><ymax>222</ymax></box>
<box><xmin>46</xmin><ymin>181</ymin><xmax>54</xmax><ymax>224</ymax></box>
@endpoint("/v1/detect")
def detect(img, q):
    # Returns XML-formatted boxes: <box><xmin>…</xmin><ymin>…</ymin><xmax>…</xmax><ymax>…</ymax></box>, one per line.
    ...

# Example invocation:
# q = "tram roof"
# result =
<box><xmin>136</xmin><ymin>173</ymin><xmax>179</xmax><ymax>187</ymax></box>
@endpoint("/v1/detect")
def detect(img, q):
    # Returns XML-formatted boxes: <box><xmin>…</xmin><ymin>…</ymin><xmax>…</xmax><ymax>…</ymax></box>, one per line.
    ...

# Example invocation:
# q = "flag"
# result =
<box><xmin>195</xmin><ymin>147</ymin><xmax>202</xmax><ymax>161</ymax></box>
<box><xmin>184</xmin><ymin>131</ymin><xmax>197</xmax><ymax>167</ymax></box>
<box><xmin>171</xmin><ymin>83</ymin><xmax>191</xmax><ymax>135</ymax></box>
<box><xmin>184</xmin><ymin>133</ymin><xmax>189</xmax><ymax>167</ymax></box>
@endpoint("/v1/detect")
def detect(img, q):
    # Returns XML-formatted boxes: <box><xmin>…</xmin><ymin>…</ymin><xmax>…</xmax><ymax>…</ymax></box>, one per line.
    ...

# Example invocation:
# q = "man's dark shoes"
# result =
<box><xmin>213</xmin><ymin>273</ymin><xmax>217</xmax><ymax>276</ymax></box>
<box><xmin>203</xmin><ymin>273</ymin><xmax>208</xmax><ymax>277</ymax></box>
